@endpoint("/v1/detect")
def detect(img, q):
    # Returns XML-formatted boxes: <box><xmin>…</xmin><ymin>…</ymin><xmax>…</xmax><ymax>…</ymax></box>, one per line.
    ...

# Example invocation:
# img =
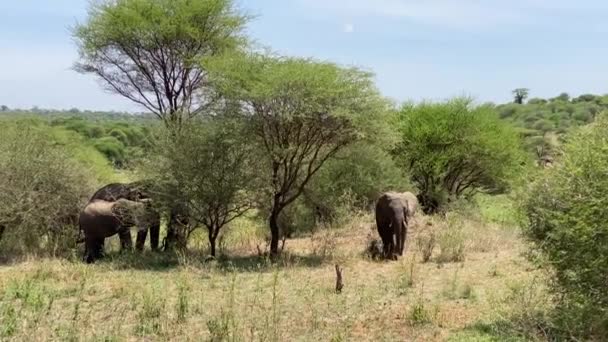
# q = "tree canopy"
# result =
<box><xmin>394</xmin><ymin>98</ymin><xmax>524</xmax><ymax>213</ymax></box>
<box><xmin>206</xmin><ymin>53</ymin><xmax>390</xmax><ymax>256</ymax></box>
<box><xmin>73</xmin><ymin>0</ymin><xmax>250</xmax><ymax>126</ymax></box>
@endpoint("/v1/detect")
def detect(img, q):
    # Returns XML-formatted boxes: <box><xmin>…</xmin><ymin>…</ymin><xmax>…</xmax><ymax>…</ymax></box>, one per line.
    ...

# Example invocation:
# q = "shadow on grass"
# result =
<box><xmin>447</xmin><ymin>321</ymin><xmax>540</xmax><ymax>342</ymax></box>
<box><xmin>215</xmin><ymin>252</ymin><xmax>325</xmax><ymax>272</ymax></box>
<box><xmin>93</xmin><ymin>250</ymin><xmax>327</xmax><ymax>272</ymax></box>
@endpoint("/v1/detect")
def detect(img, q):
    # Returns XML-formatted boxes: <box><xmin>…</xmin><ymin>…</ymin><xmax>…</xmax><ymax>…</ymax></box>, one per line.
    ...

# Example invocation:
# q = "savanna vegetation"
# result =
<box><xmin>1</xmin><ymin>0</ymin><xmax>607</xmax><ymax>340</ymax></box>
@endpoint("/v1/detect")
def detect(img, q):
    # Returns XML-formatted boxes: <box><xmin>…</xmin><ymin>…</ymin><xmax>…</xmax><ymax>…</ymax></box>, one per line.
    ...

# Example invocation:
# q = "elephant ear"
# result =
<box><xmin>111</xmin><ymin>202</ymin><xmax>128</xmax><ymax>219</ymax></box>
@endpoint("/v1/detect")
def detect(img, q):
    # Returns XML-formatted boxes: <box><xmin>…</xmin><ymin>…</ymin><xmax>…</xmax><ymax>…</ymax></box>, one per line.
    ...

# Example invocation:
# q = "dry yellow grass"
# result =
<box><xmin>0</xmin><ymin>213</ymin><xmax>539</xmax><ymax>341</ymax></box>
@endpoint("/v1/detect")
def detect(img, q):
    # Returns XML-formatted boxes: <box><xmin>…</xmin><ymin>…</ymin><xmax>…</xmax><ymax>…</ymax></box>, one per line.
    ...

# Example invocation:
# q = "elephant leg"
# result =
<box><xmin>381</xmin><ymin>236</ymin><xmax>390</xmax><ymax>259</ymax></box>
<box><xmin>85</xmin><ymin>238</ymin><xmax>104</xmax><ymax>264</ymax></box>
<box><xmin>118</xmin><ymin>228</ymin><xmax>133</xmax><ymax>251</ymax></box>
<box><xmin>136</xmin><ymin>229</ymin><xmax>148</xmax><ymax>252</ymax></box>
<box><xmin>393</xmin><ymin>219</ymin><xmax>402</xmax><ymax>260</ymax></box>
<box><xmin>399</xmin><ymin>222</ymin><xmax>407</xmax><ymax>256</ymax></box>
<box><xmin>378</xmin><ymin>225</ymin><xmax>391</xmax><ymax>259</ymax></box>
<box><xmin>149</xmin><ymin>221</ymin><xmax>160</xmax><ymax>251</ymax></box>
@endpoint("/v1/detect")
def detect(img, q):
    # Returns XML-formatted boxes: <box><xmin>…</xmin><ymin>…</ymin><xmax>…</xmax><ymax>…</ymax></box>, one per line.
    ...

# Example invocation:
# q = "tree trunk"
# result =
<box><xmin>269</xmin><ymin>206</ymin><xmax>281</xmax><ymax>258</ymax></box>
<box><xmin>0</xmin><ymin>225</ymin><xmax>5</xmax><ymax>244</ymax></box>
<box><xmin>209</xmin><ymin>231</ymin><xmax>217</xmax><ymax>257</ymax></box>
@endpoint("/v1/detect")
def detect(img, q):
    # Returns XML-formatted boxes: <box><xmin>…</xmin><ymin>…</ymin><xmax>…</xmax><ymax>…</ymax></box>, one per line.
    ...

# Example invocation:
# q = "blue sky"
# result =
<box><xmin>1</xmin><ymin>0</ymin><xmax>608</xmax><ymax>112</ymax></box>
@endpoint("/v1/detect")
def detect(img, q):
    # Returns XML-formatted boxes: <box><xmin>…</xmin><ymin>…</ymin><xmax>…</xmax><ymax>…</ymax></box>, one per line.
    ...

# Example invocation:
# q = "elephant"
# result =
<box><xmin>375</xmin><ymin>191</ymin><xmax>419</xmax><ymax>260</ymax></box>
<box><xmin>88</xmin><ymin>181</ymin><xmax>160</xmax><ymax>252</ymax></box>
<box><xmin>87</xmin><ymin>181</ymin><xmax>190</xmax><ymax>252</ymax></box>
<box><xmin>79</xmin><ymin>198</ymin><xmax>153</xmax><ymax>263</ymax></box>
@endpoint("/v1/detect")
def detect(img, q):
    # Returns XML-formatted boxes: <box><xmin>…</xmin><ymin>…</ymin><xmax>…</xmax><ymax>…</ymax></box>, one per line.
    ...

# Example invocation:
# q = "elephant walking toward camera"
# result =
<box><xmin>79</xmin><ymin>199</ymin><xmax>152</xmax><ymax>263</ymax></box>
<box><xmin>375</xmin><ymin>192</ymin><xmax>418</xmax><ymax>260</ymax></box>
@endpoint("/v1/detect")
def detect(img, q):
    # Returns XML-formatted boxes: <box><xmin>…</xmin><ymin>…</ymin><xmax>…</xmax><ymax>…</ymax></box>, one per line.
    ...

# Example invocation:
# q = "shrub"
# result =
<box><xmin>94</xmin><ymin>136</ymin><xmax>126</xmax><ymax>166</ymax></box>
<box><xmin>415</xmin><ymin>228</ymin><xmax>436</xmax><ymax>263</ymax></box>
<box><xmin>0</xmin><ymin>123</ymin><xmax>93</xmax><ymax>257</ymax></box>
<box><xmin>522</xmin><ymin>112</ymin><xmax>608</xmax><ymax>339</ymax></box>
<box><xmin>141</xmin><ymin>117</ymin><xmax>258</xmax><ymax>256</ymax></box>
<box><xmin>436</xmin><ymin>217</ymin><xmax>467</xmax><ymax>263</ymax></box>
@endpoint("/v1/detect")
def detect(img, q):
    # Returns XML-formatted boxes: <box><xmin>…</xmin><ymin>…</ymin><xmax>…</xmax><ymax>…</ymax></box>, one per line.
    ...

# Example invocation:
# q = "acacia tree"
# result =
<box><xmin>144</xmin><ymin>117</ymin><xmax>257</xmax><ymax>256</ymax></box>
<box><xmin>394</xmin><ymin>98</ymin><xmax>524</xmax><ymax>213</ymax></box>
<box><xmin>73</xmin><ymin>0</ymin><xmax>249</xmax><ymax>126</ymax></box>
<box><xmin>207</xmin><ymin>54</ymin><xmax>388</xmax><ymax>256</ymax></box>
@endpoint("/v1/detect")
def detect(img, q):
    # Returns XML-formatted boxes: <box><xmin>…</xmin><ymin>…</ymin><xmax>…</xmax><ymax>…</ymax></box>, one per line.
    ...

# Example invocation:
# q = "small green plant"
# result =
<box><xmin>0</xmin><ymin>302</ymin><xmax>17</xmax><ymax>338</ymax></box>
<box><xmin>176</xmin><ymin>278</ymin><xmax>189</xmax><ymax>323</ymax></box>
<box><xmin>461</xmin><ymin>283</ymin><xmax>476</xmax><ymax>300</ymax></box>
<box><xmin>416</xmin><ymin>228</ymin><xmax>436</xmax><ymax>263</ymax></box>
<box><xmin>330</xmin><ymin>332</ymin><xmax>345</xmax><ymax>342</ymax></box>
<box><xmin>489</xmin><ymin>264</ymin><xmax>500</xmax><ymax>277</ymax></box>
<box><xmin>437</xmin><ymin>225</ymin><xmax>467</xmax><ymax>263</ymax></box>
<box><xmin>442</xmin><ymin>270</ymin><xmax>476</xmax><ymax>301</ymax></box>
<box><xmin>207</xmin><ymin>274</ymin><xmax>241</xmax><ymax>342</ymax></box>
<box><xmin>271</xmin><ymin>270</ymin><xmax>281</xmax><ymax>342</ymax></box>
<box><xmin>311</xmin><ymin>231</ymin><xmax>337</xmax><ymax>260</ymax></box>
<box><xmin>135</xmin><ymin>288</ymin><xmax>166</xmax><ymax>336</ymax></box>
<box><xmin>396</xmin><ymin>256</ymin><xmax>417</xmax><ymax>295</ymax></box>
<box><xmin>409</xmin><ymin>301</ymin><xmax>433</xmax><ymax>326</ymax></box>
<box><xmin>207</xmin><ymin>313</ymin><xmax>232</xmax><ymax>342</ymax></box>
<box><xmin>408</xmin><ymin>285</ymin><xmax>438</xmax><ymax>326</ymax></box>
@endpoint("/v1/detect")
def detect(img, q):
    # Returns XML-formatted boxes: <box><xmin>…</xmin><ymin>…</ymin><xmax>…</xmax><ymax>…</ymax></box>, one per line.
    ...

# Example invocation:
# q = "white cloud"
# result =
<box><xmin>343</xmin><ymin>23</ymin><xmax>355</xmax><ymax>33</ymax></box>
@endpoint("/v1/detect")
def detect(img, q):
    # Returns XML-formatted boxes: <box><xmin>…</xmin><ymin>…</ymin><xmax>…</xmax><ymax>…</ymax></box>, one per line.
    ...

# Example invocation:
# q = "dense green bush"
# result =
<box><xmin>0</xmin><ymin>122</ymin><xmax>94</xmax><ymax>257</ymax></box>
<box><xmin>522</xmin><ymin>113</ymin><xmax>608</xmax><ymax>339</ymax></box>
<box><xmin>301</xmin><ymin>142</ymin><xmax>409</xmax><ymax>225</ymax></box>
<box><xmin>394</xmin><ymin>98</ymin><xmax>524</xmax><ymax>213</ymax></box>
<box><xmin>140</xmin><ymin>117</ymin><xmax>259</xmax><ymax>255</ymax></box>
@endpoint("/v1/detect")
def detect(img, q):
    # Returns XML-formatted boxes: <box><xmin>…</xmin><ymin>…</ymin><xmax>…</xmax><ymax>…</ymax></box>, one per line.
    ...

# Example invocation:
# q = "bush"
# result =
<box><xmin>522</xmin><ymin>113</ymin><xmax>608</xmax><ymax>339</ymax></box>
<box><xmin>140</xmin><ymin>117</ymin><xmax>258</xmax><ymax>256</ymax></box>
<box><xmin>305</xmin><ymin>142</ymin><xmax>409</xmax><ymax>224</ymax></box>
<box><xmin>93</xmin><ymin>136</ymin><xmax>126</xmax><ymax>166</ymax></box>
<box><xmin>0</xmin><ymin>123</ymin><xmax>93</xmax><ymax>257</ymax></box>
<box><xmin>415</xmin><ymin>227</ymin><xmax>436</xmax><ymax>263</ymax></box>
<box><xmin>437</xmin><ymin>225</ymin><xmax>467</xmax><ymax>263</ymax></box>
<box><xmin>394</xmin><ymin>98</ymin><xmax>524</xmax><ymax>213</ymax></box>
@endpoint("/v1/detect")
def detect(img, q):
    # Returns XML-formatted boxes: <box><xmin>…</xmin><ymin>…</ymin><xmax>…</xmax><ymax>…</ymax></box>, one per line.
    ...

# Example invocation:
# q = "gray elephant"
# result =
<box><xmin>79</xmin><ymin>198</ymin><xmax>152</xmax><ymax>263</ymax></box>
<box><xmin>375</xmin><ymin>191</ymin><xmax>418</xmax><ymax>260</ymax></box>
<box><xmin>88</xmin><ymin>181</ymin><xmax>189</xmax><ymax>252</ymax></box>
<box><xmin>88</xmin><ymin>181</ymin><xmax>161</xmax><ymax>252</ymax></box>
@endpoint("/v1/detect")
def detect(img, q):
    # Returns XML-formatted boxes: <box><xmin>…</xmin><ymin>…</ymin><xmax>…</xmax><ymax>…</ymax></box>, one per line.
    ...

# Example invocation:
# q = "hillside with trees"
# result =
<box><xmin>497</xmin><ymin>90</ymin><xmax>608</xmax><ymax>163</ymax></box>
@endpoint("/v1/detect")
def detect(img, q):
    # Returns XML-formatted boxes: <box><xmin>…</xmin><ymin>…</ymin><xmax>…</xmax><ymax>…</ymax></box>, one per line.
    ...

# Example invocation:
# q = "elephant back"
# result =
<box><xmin>83</xmin><ymin>199</ymin><xmax>116</xmax><ymax>216</ymax></box>
<box><xmin>379</xmin><ymin>191</ymin><xmax>418</xmax><ymax>217</ymax></box>
<box><xmin>79</xmin><ymin>200</ymin><xmax>123</xmax><ymax>238</ymax></box>
<box><xmin>89</xmin><ymin>181</ymin><xmax>151</xmax><ymax>203</ymax></box>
